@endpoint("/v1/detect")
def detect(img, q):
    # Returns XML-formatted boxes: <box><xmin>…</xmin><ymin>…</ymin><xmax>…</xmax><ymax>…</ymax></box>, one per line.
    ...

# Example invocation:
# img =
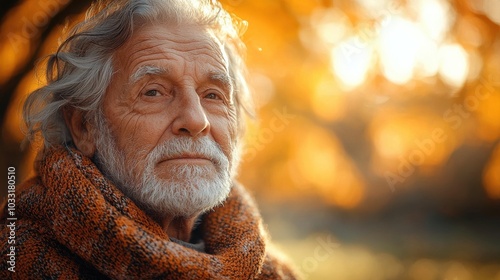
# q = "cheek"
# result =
<box><xmin>210</xmin><ymin>114</ymin><xmax>238</xmax><ymax>159</ymax></box>
<box><xmin>106</xmin><ymin>113</ymin><xmax>166</xmax><ymax>158</ymax></box>
<box><xmin>228</xmin><ymin>107</ymin><xmax>239</xmax><ymax>138</ymax></box>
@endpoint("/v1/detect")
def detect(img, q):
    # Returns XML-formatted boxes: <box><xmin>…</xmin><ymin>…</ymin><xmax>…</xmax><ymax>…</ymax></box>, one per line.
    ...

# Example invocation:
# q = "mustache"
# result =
<box><xmin>148</xmin><ymin>137</ymin><xmax>227</xmax><ymax>166</ymax></box>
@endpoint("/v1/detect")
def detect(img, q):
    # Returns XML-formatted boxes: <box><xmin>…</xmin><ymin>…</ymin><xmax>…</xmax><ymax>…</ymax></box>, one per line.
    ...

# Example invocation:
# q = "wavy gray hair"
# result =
<box><xmin>23</xmin><ymin>0</ymin><xmax>251</xmax><ymax>149</ymax></box>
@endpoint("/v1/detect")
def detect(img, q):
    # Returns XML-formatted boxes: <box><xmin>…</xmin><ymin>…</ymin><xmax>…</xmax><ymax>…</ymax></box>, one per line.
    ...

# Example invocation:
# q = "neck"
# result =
<box><xmin>129</xmin><ymin>198</ymin><xmax>200</xmax><ymax>242</ymax></box>
<box><xmin>158</xmin><ymin>215</ymin><xmax>199</xmax><ymax>242</ymax></box>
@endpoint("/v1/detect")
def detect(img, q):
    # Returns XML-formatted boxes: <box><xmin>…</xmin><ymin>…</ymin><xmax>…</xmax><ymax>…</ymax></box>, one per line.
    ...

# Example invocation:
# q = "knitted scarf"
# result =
<box><xmin>0</xmin><ymin>147</ymin><xmax>297</xmax><ymax>279</ymax></box>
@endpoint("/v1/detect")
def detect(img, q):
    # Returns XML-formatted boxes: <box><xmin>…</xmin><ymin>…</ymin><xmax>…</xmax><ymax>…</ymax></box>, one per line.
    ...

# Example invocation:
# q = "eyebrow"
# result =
<box><xmin>208</xmin><ymin>71</ymin><xmax>234</xmax><ymax>93</ymax></box>
<box><xmin>128</xmin><ymin>65</ymin><xmax>233</xmax><ymax>93</ymax></box>
<box><xmin>129</xmin><ymin>65</ymin><xmax>169</xmax><ymax>84</ymax></box>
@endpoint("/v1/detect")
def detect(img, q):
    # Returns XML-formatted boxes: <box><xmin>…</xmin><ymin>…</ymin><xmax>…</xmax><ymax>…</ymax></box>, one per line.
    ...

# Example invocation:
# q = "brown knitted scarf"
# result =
<box><xmin>0</xmin><ymin>147</ymin><xmax>297</xmax><ymax>279</ymax></box>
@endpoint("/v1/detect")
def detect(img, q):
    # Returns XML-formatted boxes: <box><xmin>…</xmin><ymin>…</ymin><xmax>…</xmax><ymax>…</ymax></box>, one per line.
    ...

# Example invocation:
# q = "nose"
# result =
<box><xmin>171</xmin><ymin>90</ymin><xmax>210</xmax><ymax>137</ymax></box>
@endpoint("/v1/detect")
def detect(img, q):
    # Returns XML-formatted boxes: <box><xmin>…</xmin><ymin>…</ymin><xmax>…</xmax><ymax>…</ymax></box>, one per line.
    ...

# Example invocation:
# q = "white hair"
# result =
<box><xmin>23</xmin><ymin>0</ymin><xmax>252</xmax><ymax>150</ymax></box>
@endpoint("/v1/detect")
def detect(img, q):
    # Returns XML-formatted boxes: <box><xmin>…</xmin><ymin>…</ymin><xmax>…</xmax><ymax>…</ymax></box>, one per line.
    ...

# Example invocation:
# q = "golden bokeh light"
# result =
<box><xmin>290</xmin><ymin>122</ymin><xmax>364</xmax><ymax>209</ymax></box>
<box><xmin>476</xmin><ymin>88</ymin><xmax>500</xmax><ymax>142</ymax></box>
<box><xmin>413</xmin><ymin>0</ymin><xmax>453</xmax><ymax>42</ymax></box>
<box><xmin>378</xmin><ymin>17</ymin><xmax>424</xmax><ymax>84</ymax></box>
<box><xmin>483</xmin><ymin>144</ymin><xmax>500</xmax><ymax>199</ymax></box>
<box><xmin>438</xmin><ymin>43</ymin><xmax>470</xmax><ymax>89</ymax></box>
<box><xmin>310</xmin><ymin>78</ymin><xmax>346</xmax><ymax>122</ymax></box>
<box><xmin>0</xmin><ymin>45</ymin><xmax>20</xmax><ymax>86</ymax></box>
<box><xmin>0</xmin><ymin>6</ymin><xmax>32</xmax><ymax>85</ymax></box>
<box><xmin>3</xmin><ymin>71</ymin><xmax>39</xmax><ymax>143</ymax></box>
<box><xmin>370</xmin><ymin>108</ymin><xmax>459</xmax><ymax>179</ymax></box>
<box><xmin>311</xmin><ymin>8</ymin><xmax>349</xmax><ymax>46</ymax></box>
<box><xmin>323</xmin><ymin>0</ymin><xmax>479</xmax><ymax>90</ymax></box>
<box><xmin>331</xmin><ymin>38</ymin><xmax>374</xmax><ymax>89</ymax></box>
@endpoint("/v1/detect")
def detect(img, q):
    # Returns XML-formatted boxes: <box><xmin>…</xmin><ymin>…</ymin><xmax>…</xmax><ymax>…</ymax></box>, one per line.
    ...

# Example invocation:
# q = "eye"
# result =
<box><xmin>144</xmin><ymin>89</ymin><xmax>160</xmax><ymax>97</ymax></box>
<box><xmin>205</xmin><ymin>92</ymin><xmax>221</xmax><ymax>100</ymax></box>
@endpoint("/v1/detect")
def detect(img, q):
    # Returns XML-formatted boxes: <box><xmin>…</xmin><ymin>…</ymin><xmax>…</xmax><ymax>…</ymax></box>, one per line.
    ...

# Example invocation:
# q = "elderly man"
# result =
<box><xmin>0</xmin><ymin>0</ymin><xmax>297</xmax><ymax>279</ymax></box>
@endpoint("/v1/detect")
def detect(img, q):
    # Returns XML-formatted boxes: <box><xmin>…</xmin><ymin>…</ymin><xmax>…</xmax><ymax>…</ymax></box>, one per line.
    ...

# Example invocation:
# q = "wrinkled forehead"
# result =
<box><xmin>113</xmin><ymin>23</ymin><xmax>230</xmax><ymax>75</ymax></box>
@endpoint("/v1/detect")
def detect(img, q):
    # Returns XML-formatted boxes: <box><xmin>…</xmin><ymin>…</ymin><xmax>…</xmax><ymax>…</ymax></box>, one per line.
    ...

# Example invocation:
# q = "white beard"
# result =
<box><xmin>92</xmin><ymin>115</ymin><xmax>234</xmax><ymax>218</ymax></box>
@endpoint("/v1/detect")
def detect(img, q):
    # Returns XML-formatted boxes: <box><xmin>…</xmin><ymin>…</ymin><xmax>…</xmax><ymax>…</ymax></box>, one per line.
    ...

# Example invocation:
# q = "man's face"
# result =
<box><xmin>93</xmin><ymin>24</ymin><xmax>239</xmax><ymax>218</ymax></box>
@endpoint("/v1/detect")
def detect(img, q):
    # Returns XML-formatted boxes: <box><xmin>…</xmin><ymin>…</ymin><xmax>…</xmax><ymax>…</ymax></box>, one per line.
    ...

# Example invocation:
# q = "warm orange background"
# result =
<box><xmin>1</xmin><ymin>0</ymin><xmax>500</xmax><ymax>279</ymax></box>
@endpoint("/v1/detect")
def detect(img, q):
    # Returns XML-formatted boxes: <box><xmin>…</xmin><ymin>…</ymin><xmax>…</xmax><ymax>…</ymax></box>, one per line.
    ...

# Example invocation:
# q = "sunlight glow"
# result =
<box><xmin>325</xmin><ymin>0</ymin><xmax>463</xmax><ymax>87</ymax></box>
<box><xmin>331</xmin><ymin>37</ymin><xmax>373</xmax><ymax>89</ymax></box>
<box><xmin>355</xmin><ymin>0</ymin><xmax>394</xmax><ymax>14</ymax></box>
<box><xmin>312</xmin><ymin>8</ymin><xmax>349</xmax><ymax>45</ymax></box>
<box><xmin>438</xmin><ymin>44</ymin><xmax>469</xmax><ymax>88</ymax></box>
<box><xmin>413</xmin><ymin>0</ymin><xmax>453</xmax><ymax>41</ymax></box>
<box><xmin>378</xmin><ymin>17</ymin><xmax>424</xmax><ymax>84</ymax></box>
<box><xmin>300</xmin><ymin>8</ymin><xmax>351</xmax><ymax>56</ymax></box>
<box><xmin>414</xmin><ymin>39</ymin><xmax>440</xmax><ymax>78</ymax></box>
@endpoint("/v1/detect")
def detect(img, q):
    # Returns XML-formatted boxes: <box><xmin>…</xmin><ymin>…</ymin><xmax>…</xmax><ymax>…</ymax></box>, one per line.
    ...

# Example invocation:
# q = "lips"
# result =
<box><xmin>161</xmin><ymin>153</ymin><xmax>212</xmax><ymax>163</ymax></box>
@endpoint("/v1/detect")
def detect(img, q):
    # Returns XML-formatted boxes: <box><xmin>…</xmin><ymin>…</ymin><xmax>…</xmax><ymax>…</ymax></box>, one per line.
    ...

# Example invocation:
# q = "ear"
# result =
<box><xmin>63</xmin><ymin>108</ymin><xmax>96</xmax><ymax>158</ymax></box>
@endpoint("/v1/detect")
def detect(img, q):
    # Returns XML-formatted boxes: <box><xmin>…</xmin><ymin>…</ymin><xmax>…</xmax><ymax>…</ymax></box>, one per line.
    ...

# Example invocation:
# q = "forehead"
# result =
<box><xmin>113</xmin><ymin>23</ymin><xmax>229</xmax><ymax>77</ymax></box>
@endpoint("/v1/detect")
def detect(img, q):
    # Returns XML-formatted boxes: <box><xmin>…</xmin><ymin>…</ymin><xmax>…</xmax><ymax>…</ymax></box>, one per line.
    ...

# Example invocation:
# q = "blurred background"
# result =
<box><xmin>1</xmin><ymin>0</ymin><xmax>500</xmax><ymax>279</ymax></box>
